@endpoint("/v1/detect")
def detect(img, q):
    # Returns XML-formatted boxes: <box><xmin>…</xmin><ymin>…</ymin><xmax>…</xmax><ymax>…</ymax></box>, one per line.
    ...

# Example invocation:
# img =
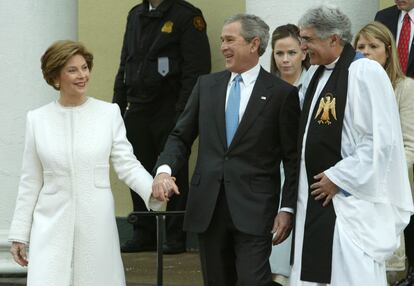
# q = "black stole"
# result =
<box><xmin>298</xmin><ymin>44</ymin><xmax>356</xmax><ymax>283</ymax></box>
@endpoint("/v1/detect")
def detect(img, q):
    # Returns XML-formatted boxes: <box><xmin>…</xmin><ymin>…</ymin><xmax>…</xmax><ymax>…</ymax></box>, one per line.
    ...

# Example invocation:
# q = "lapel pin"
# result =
<box><xmin>261</xmin><ymin>96</ymin><xmax>267</xmax><ymax>100</ymax></box>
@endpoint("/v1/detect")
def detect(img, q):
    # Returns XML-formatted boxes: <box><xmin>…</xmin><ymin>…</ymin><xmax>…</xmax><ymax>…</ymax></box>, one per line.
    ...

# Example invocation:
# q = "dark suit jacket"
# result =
<box><xmin>156</xmin><ymin>67</ymin><xmax>300</xmax><ymax>236</ymax></box>
<box><xmin>375</xmin><ymin>5</ymin><xmax>414</xmax><ymax>77</ymax></box>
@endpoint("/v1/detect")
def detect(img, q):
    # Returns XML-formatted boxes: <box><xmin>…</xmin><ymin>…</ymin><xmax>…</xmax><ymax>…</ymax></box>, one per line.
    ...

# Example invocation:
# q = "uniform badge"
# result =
<box><xmin>314</xmin><ymin>93</ymin><xmax>337</xmax><ymax>125</ymax></box>
<box><xmin>193</xmin><ymin>16</ymin><xmax>206</xmax><ymax>31</ymax></box>
<box><xmin>161</xmin><ymin>21</ymin><xmax>174</xmax><ymax>33</ymax></box>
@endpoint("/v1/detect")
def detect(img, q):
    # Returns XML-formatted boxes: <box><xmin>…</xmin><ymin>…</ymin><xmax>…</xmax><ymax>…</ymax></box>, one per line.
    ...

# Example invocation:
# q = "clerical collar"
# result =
<box><xmin>324</xmin><ymin>57</ymin><xmax>340</xmax><ymax>70</ymax></box>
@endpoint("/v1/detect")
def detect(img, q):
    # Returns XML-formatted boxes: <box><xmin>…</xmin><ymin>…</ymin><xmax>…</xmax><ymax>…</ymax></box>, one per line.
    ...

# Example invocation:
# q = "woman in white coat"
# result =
<box><xmin>268</xmin><ymin>24</ymin><xmax>309</xmax><ymax>286</ymax></box>
<box><xmin>8</xmin><ymin>40</ymin><xmax>173</xmax><ymax>286</ymax></box>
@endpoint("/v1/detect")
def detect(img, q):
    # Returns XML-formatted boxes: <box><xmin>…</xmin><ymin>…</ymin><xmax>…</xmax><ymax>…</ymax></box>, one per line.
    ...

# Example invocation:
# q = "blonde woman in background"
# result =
<box><xmin>269</xmin><ymin>24</ymin><xmax>309</xmax><ymax>286</ymax></box>
<box><xmin>354</xmin><ymin>21</ymin><xmax>414</xmax><ymax>285</ymax></box>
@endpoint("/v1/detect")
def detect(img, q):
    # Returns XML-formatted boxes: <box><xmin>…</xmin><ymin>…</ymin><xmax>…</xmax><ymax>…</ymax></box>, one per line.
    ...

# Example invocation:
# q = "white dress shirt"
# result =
<box><xmin>225</xmin><ymin>62</ymin><xmax>261</xmax><ymax>122</ymax></box>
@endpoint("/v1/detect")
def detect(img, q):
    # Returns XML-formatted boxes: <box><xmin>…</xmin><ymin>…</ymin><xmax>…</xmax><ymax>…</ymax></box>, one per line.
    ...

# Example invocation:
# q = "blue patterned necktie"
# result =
<box><xmin>226</xmin><ymin>74</ymin><xmax>242</xmax><ymax>146</ymax></box>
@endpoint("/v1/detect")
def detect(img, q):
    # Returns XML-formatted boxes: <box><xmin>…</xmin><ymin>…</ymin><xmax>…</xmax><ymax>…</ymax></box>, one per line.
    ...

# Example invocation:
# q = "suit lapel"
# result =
<box><xmin>228</xmin><ymin>68</ymin><xmax>273</xmax><ymax>151</ymax></box>
<box><xmin>409</xmin><ymin>36</ymin><xmax>414</xmax><ymax>70</ymax></box>
<box><xmin>390</xmin><ymin>6</ymin><xmax>400</xmax><ymax>37</ymax></box>
<box><xmin>214</xmin><ymin>71</ymin><xmax>231</xmax><ymax>150</ymax></box>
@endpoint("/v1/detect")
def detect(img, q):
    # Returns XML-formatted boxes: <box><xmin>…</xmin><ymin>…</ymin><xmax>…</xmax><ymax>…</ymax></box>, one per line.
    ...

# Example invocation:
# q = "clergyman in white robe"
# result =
<box><xmin>289</xmin><ymin>58</ymin><xmax>414</xmax><ymax>286</ymax></box>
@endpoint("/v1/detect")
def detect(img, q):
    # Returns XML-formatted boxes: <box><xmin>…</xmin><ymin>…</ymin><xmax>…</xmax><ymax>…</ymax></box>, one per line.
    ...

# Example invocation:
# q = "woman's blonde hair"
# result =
<box><xmin>41</xmin><ymin>40</ymin><xmax>93</xmax><ymax>90</ymax></box>
<box><xmin>354</xmin><ymin>21</ymin><xmax>404</xmax><ymax>88</ymax></box>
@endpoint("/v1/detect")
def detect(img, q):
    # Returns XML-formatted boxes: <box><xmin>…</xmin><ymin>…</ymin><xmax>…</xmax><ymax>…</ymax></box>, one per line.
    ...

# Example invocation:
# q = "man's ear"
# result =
<box><xmin>250</xmin><ymin>37</ymin><xmax>260</xmax><ymax>54</ymax></box>
<box><xmin>301</xmin><ymin>50</ymin><xmax>306</xmax><ymax>61</ymax></box>
<box><xmin>330</xmin><ymin>34</ymin><xmax>340</xmax><ymax>47</ymax></box>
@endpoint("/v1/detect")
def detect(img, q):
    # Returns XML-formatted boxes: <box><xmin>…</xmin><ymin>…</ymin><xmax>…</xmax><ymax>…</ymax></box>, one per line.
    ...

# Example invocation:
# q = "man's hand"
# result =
<box><xmin>152</xmin><ymin>173</ymin><xmax>180</xmax><ymax>202</ymax></box>
<box><xmin>10</xmin><ymin>242</ymin><xmax>28</xmax><ymax>267</ymax></box>
<box><xmin>271</xmin><ymin>211</ymin><xmax>293</xmax><ymax>245</ymax></box>
<box><xmin>310</xmin><ymin>172</ymin><xmax>338</xmax><ymax>207</ymax></box>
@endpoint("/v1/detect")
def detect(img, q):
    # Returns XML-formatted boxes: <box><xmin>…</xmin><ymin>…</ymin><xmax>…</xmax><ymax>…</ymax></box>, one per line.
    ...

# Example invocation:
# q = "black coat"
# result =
<box><xmin>113</xmin><ymin>0</ymin><xmax>211</xmax><ymax>114</ymax></box>
<box><xmin>156</xmin><ymin>68</ymin><xmax>300</xmax><ymax>236</ymax></box>
<box><xmin>375</xmin><ymin>5</ymin><xmax>414</xmax><ymax>78</ymax></box>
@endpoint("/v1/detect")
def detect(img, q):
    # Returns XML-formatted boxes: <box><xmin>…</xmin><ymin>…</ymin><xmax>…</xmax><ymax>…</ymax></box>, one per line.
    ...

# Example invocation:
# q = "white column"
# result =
<box><xmin>0</xmin><ymin>0</ymin><xmax>77</xmax><ymax>273</ymax></box>
<box><xmin>246</xmin><ymin>0</ymin><xmax>380</xmax><ymax>70</ymax></box>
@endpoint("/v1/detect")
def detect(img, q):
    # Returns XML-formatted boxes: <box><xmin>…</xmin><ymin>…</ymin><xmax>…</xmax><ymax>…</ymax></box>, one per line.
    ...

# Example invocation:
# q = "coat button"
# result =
<box><xmin>224</xmin><ymin>156</ymin><xmax>229</xmax><ymax>160</ymax></box>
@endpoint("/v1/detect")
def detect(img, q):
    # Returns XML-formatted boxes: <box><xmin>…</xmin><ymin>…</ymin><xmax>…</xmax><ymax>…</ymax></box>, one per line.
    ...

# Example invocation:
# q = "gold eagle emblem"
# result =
<box><xmin>314</xmin><ymin>93</ymin><xmax>337</xmax><ymax>125</ymax></box>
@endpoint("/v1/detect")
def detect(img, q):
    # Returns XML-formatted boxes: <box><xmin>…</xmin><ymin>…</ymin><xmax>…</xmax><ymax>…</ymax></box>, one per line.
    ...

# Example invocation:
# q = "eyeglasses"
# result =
<box><xmin>299</xmin><ymin>36</ymin><xmax>316</xmax><ymax>44</ymax></box>
<box><xmin>299</xmin><ymin>35</ymin><xmax>331</xmax><ymax>44</ymax></box>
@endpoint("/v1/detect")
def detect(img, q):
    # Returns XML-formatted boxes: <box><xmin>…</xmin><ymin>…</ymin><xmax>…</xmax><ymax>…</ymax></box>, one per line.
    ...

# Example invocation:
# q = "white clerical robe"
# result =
<box><xmin>289</xmin><ymin>58</ymin><xmax>414</xmax><ymax>286</ymax></box>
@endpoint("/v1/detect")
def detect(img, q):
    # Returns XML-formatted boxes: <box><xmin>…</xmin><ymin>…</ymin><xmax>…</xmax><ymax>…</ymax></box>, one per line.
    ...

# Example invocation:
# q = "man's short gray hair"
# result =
<box><xmin>298</xmin><ymin>5</ymin><xmax>352</xmax><ymax>44</ymax></box>
<box><xmin>224</xmin><ymin>14</ymin><xmax>269</xmax><ymax>56</ymax></box>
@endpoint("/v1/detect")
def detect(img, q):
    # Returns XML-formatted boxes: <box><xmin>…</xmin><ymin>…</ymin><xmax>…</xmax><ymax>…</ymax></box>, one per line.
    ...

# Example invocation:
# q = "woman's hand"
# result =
<box><xmin>152</xmin><ymin>173</ymin><xmax>180</xmax><ymax>202</ymax></box>
<box><xmin>10</xmin><ymin>242</ymin><xmax>28</xmax><ymax>266</ymax></box>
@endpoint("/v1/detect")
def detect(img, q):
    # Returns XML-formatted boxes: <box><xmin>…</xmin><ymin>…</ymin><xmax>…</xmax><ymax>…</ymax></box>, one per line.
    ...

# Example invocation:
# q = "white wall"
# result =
<box><xmin>246</xmin><ymin>0</ymin><xmax>380</xmax><ymax>70</ymax></box>
<box><xmin>0</xmin><ymin>0</ymin><xmax>77</xmax><ymax>273</ymax></box>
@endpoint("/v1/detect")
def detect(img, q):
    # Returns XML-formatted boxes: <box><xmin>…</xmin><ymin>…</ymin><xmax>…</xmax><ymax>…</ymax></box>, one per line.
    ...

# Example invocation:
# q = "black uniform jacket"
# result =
<box><xmin>156</xmin><ymin>68</ymin><xmax>300</xmax><ymax>236</ymax></box>
<box><xmin>113</xmin><ymin>0</ymin><xmax>211</xmax><ymax>114</ymax></box>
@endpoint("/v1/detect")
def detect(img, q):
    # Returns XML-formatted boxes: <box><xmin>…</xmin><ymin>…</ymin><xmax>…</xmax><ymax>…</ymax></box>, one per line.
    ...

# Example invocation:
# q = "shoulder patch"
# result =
<box><xmin>193</xmin><ymin>16</ymin><xmax>206</xmax><ymax>31</ymax></box>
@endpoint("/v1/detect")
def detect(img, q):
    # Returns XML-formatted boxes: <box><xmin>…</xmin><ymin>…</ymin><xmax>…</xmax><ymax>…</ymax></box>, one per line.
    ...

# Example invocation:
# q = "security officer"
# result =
<box><xmin>113</xmin><ymin>0</ymin><xmax>211</xmax><ymax>254</ymax></box>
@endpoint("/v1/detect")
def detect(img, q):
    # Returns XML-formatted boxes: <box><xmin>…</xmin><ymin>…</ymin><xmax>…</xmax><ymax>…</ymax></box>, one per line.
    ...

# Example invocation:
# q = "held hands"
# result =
<box><xmin>152</xmin><ymin>173</ymin><xmax>180</xmax><ymax>202</ymax></box>
<box><xmin>10</xmin><ymin>242</ymin><xmax>28</xmax><ymax>267</ymax></box>
<box><xmin>271</xmin><ymin>211</ymin><xmax>293</xmax><ymax>245</ymax></box>
<box><xmin>310</xmin><ymin>172</ymin><xmax>338</xmax><ymax>207</ymax></box>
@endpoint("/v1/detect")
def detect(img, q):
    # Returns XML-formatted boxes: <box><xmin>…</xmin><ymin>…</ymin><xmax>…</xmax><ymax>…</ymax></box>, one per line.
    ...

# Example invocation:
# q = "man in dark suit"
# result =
<box><xmin>152</xmin><ymin>14</ymin><xmax>299</xmax><ymax>286</ymax></box>
<box><xmin>375</xmin><ymin>0</ymin><xmax>414</xmax><ymax>78</ymax></box>
<box><xmin>113</xmin><ymin>0</ymin><xmax>211</xmax><ymax>254</ymax></box>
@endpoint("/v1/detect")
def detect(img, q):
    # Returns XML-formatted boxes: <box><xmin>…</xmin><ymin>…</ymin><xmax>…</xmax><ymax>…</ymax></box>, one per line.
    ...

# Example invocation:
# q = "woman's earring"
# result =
<box><xmin>55</xmin><ymin>83</ymin><xmax>60</xmax><ymax>89</ymax></box>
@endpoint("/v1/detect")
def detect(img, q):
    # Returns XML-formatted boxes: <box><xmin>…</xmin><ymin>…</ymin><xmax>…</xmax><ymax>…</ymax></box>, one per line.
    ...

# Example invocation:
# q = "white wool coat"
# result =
<box><xmin>9</xmin><ymin>97</ymin><xmax>163</xmax><ymax>286</ymax></box>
